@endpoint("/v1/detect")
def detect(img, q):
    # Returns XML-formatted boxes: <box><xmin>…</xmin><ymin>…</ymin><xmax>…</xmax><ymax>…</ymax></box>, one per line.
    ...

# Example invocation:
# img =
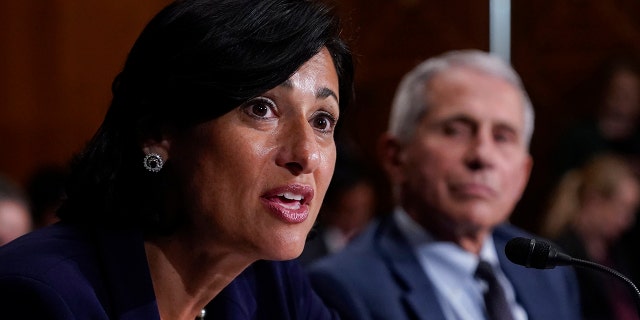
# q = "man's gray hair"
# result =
<box><xmin>387</xmin><ymin>49</ymin><xmax>534</xmax><ymax>148</ymax></box>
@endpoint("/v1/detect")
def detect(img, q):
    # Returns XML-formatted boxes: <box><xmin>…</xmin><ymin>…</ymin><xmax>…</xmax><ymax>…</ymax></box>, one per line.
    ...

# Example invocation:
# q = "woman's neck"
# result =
<box><xmin>144</xmin><ymin>235</ymin><xmax>254</xmax><ymax>320</ymax></box>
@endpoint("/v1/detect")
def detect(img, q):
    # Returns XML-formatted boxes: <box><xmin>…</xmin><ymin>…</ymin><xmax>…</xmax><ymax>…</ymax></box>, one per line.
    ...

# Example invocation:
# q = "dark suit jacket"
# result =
<box><xmin>308</xmin><ymin>216</ymin><xmax>582</xmax><ymax>320</ymax></box>
<box><xmin>0</xmin><ymin>222</ymin><xmax>337</xmax><ymax>319</ymax></box>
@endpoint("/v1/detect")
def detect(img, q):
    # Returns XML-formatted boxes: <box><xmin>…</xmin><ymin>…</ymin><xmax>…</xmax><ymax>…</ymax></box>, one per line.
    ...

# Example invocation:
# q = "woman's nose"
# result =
<box><xmin>276</xmin><ymin>119</ymin><xmax>320</xmax><ymax>176</ymax></box>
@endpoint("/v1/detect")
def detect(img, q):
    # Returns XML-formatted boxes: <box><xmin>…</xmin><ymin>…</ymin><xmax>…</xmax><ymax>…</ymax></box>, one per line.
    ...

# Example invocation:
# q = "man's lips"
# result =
<box><xmin>450</xmin><ymin>183</ymin><xmax>496</xmax><ymax>198</ymax></box>
<box><xmin>261</xmin><ymin>184</ymin><xmax>314</xmax><ymax>223</ymax></box>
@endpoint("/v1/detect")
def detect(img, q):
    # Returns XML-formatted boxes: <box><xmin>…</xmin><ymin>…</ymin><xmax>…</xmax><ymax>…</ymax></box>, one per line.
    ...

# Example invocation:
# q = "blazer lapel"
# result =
<box><xmin>376</xmin><ymin>219</ymin><xmax>448</xmax><ymax>320</ymax></box>
<box><xmin>94</xmin><ymin>227</ymin><xmax>160</xmax><ymax>320</ymax></box>
<box><xmin>496</xmin><ymin>233</ymin><xmax>556</xmax><ymax>320</ymax></box>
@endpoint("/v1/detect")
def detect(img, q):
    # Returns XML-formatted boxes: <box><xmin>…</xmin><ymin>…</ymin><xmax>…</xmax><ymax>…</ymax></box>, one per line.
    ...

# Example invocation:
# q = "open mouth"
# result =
<box><xmin>261</xmin><ymin>185</ymin><xmax>314</xmax><ymax>224</ymax></box>
<box><xmin>276</xmin><ymin>192</ymin><xmax>304</xmax><ymax>209</ymax></box>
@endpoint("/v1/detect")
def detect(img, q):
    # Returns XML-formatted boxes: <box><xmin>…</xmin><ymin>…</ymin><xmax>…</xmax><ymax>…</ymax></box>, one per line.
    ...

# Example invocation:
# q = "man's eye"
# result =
<box><xmin>443</xmin><ymin>123</ymin><xmax>469</xmax><ymax>136</ymax></box>
<box><xmin>494</xmin><ymin>131</ymin><xmax>516</xmax><ymax>143</ymax></box>
<box><xmin>443</xmin><ymin>126</ymin><xmax>459</xmax><ymax>135</ymax></box>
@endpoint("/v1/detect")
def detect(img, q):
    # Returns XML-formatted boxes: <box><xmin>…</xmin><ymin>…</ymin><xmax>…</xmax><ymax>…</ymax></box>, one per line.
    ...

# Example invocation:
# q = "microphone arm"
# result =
<box><xmin>505</xmin><ymin>237</ymin><xmax>640</xmax><ymax>313</ymax></box>
<box><xmin>568</xmin><ymin>256</ymin><xmax>640</xmax><ymax>304</ymax></box>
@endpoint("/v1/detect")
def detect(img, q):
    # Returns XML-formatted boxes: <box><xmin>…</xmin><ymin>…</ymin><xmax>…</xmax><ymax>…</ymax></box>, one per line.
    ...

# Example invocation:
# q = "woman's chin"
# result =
<box><xmin>261</xmin><ymin>239</ymin><xmax>306</xmax><ymax>261</ymax></box>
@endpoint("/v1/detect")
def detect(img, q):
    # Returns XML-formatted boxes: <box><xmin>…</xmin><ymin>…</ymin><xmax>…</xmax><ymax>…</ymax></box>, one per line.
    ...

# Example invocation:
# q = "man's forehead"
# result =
<box><xmin>423</xmin><ymin>69</ymin><xmax>527</xmax><ymax>129</ymax></box>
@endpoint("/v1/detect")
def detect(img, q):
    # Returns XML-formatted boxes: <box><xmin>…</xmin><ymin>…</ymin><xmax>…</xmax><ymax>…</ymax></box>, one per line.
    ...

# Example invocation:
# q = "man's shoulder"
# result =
<box><xmin>306</xmin><ymin>217</ymin><xmax>406</xmax><ymax>293</ymax></box>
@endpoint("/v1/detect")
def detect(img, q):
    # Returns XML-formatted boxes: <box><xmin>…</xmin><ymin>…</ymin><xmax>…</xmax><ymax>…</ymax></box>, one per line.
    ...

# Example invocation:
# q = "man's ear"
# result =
<box><xmin>516</xmin><ymin>154</ymin><xmax>534</xmax><ymax>197</ymax></box>
<box><xmin>378</xmin><ymin>133</ymin><xmax>405</xmax><ymax>185</ymax></box>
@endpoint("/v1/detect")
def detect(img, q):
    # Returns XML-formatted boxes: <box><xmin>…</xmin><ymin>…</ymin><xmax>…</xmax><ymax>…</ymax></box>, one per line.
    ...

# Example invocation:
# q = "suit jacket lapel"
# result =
<box><xmin>376</xmin><ymin>218</ymin><xmax>448</xmax><ymax>320</ymax></box>
<box><xmin>495</xmin><ymin>231</ymin><xmax>556</xmax><ymax>320</ymax></box>
<box><xmin>94</xmin><ymin>227</ymin><xmax>160</xmax><ymax>320</ymax></box>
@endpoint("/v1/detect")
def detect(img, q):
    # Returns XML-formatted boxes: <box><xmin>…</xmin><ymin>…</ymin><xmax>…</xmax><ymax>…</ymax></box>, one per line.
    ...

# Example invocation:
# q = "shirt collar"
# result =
<box><xmin>393</xmin><ymin>207</ymin><xmax>500</xmax><ymax>270</ymax></box>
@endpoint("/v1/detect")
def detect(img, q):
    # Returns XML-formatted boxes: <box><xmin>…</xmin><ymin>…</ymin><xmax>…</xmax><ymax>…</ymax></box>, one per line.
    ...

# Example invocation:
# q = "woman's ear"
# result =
<box><xmin>138</xmin><ymin>117</ymin><xmax>173</xmax><ymax>162</ymax></box>
<box><xmin>141</xmin><ymin>138</ymin><xmax>171</xmax><ymax>163</ymax></box>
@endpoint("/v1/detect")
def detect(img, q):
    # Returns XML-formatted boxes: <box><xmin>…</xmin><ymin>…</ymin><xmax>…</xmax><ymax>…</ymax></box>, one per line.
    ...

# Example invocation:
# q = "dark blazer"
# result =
<box><xmin>0</xmin><ymin>222</ymin><xmax>337</xmax><ymax>319</ymax></box>
<box><xmin>308</xmin><ymin>216</ymin><xmax>582</xmax><ymax>320</ymax></box>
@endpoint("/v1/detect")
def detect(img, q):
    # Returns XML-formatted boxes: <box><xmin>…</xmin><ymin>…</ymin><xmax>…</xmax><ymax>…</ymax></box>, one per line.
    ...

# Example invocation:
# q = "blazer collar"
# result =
<box><xmin>93</xmin><ymin>227</ymin><xmax>160</xmax><ymax>320</ymax></box>
<box><xmin>495</xmin><ymin>227</ymin><xmax>558</xmax><ymax>320</ymax></box>
<box><xmin>375</xmin><ymin>217</ymin><xmax>448</xmax><ymax>320</ymax></box>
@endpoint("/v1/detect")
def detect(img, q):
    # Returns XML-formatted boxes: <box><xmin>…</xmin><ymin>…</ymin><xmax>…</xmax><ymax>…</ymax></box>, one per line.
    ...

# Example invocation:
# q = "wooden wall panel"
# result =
<box><xmin>0</xmin><ymin>0</ymin><xmax>171</xmax><ymax>186</ymax></box>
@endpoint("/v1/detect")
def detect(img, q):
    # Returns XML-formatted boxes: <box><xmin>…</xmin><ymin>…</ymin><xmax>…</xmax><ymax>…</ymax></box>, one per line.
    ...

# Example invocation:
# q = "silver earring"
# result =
<box><xmin>143</xmin><ymin>153</ymin><xmax>164</xmax><ymax>172</ymax></box>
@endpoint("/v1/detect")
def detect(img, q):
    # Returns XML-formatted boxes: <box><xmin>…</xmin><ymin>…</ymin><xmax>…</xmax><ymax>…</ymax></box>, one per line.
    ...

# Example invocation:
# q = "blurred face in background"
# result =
<box><xmin>0</xmin><ymin>200</ymin><xmax>31</xmax><ymax>246</ymax></box>
<box><xmin>332</xmin><ymin>181</ymin><xmax>376</xmax><ymax>238</ymax></box>
<box><xmin>582</xmin><ymin>176</ymin><xmax>640</xmax><ymax>243</ymax></box>
<box><xmin>599</xmin><ymin>69</ymin><xmax>640</xmax><ymax>140</ymax></box>
<box><xmin>385</xmin><ymin>67</ymin><xmax>532</xmax><ymax>245</ymax></box>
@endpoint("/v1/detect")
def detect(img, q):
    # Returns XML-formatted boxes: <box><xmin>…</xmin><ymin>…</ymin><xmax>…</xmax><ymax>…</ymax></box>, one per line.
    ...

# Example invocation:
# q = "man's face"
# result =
<box><xmin>388</xmin><ymin>67</ymin><xmax>532</xmax><ymax>239</ymax></box>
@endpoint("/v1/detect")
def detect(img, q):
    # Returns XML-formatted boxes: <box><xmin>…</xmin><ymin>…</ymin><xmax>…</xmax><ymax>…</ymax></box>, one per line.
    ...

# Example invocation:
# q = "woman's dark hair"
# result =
<box><xmin>57</xmin><ymin>0</ymin><xmax>354</xmax><ymax>233</ymax></box>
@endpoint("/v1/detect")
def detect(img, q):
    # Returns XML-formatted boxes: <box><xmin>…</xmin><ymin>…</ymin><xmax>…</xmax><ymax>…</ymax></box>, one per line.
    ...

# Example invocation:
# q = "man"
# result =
<box><xmin>308</xmin><ymin>50</ymin><xmax>581</xmax><ymax>320</ymax></box>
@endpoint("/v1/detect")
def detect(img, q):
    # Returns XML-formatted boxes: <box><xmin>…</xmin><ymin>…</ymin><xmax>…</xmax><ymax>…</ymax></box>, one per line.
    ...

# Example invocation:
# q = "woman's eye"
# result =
<box><xmin>311</xmin><ymin>112</ymin><xmax>337</xmax><ymax>133</ymax></box>
<box><xmin>242</xmin><ymin>97</ymin><xmax>276</xmax><ymax>119</ymax></box>
<box><xmin>252</xmin><ymin>104</ymin><xmax>270</xmax><ymax>117</ymax></box>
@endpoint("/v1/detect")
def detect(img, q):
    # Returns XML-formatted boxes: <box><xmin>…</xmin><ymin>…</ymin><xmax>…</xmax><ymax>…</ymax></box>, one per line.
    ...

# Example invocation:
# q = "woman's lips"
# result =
<box><xmin>261</xmin><ymin>184</ymin><xmax>314</xmax><ymax>224</ymax></box>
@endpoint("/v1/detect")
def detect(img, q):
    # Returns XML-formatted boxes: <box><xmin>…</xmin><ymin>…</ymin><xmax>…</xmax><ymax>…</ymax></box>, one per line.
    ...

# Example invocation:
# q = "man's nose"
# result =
<box><xmin>464</xmin><ymin>132</ymin><xmax>495</xmax><ymax>171</ymax></box>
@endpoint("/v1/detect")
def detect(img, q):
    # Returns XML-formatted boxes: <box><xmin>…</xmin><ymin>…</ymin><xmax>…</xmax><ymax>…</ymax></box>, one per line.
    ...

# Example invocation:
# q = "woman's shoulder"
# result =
<box><xmin>0</xmin><ymin>222</ymin><xmax>100</xmax><ymax>285</ymax></box>
<box><xmin>0</xmin><ymin>222</ymin><xmax>157</xmax><ymax>319</ymax></box>
<box><xmin>206</xmin><ymin>259</ymin><xmax>337</xmax><ymax>319</ymax></box>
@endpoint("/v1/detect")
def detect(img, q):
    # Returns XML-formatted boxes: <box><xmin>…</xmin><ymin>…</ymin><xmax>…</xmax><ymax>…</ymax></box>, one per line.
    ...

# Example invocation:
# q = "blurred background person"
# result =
<box><xmin>299</xmin><ymin>143</ymin><xmax>376</xmax><ymax>266</ymax></box>
<box><xmin>0</xmin><ymin>174</ymin><xmax>32</xmax><ymax>246</ymax></box>
<box><xmin>555</xmin><ymin>57</ymin><xmax>640</xmax><ymax>177</ymax></box>
<box><xmin>26</xmin><ymin>165</ymin><xmax>67</xmax><ymax>229</ymax></box>
<box><xmin>542</xmin><ymin>153</ymin><xmax>640</xmax><ymax>320</ymax></box>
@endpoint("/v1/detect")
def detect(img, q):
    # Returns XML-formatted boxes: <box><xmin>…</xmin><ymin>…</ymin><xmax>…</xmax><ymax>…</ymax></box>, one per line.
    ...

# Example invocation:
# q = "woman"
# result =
<box><xmin>542</xmin><ymin>153</ymin><xmax>640</xmax><ymax>320</ymax></box>
<box><xmin>0</xmin><ymin>0</ymin><xmax>353</xmax><ymax>319</ymax></box>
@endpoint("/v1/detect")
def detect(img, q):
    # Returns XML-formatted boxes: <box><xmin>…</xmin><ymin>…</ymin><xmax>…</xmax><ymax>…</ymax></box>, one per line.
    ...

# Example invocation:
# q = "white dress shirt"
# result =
<box><xmin>393</xmin><ymin>208</ymin><xmax>528</xmax><ymax>320</ymax></box>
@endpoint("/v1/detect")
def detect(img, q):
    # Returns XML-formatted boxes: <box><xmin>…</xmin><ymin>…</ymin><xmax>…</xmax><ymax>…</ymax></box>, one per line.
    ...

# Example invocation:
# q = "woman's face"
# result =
<box><xmin>586</xmin><ymin>177</ymin><xmax>640</xmax><ymax>242</ymax></box>
<box><xmin>163</xmin><ymin>48</ymin><xmax>340</xmax><ymax>261</ymax></box>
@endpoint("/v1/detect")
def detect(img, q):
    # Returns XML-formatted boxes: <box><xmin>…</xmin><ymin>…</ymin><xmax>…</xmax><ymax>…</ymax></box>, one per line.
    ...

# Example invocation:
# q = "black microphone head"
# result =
<box><xmin>505</xmin><ymin>237</ymin><xmax>533</xmax><ymax>266</ymax></box>
<box><xmin>505</xmin><ymin>237</ymin><xmax>555</xmax><ymax>269</ymax></box>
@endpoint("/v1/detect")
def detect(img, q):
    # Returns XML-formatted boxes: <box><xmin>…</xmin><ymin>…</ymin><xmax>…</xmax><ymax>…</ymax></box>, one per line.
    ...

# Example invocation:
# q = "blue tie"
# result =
<box><xmin>475</xmin><ymin>260</ymin><xmax>514</xmax><ymax>320</ymax></box>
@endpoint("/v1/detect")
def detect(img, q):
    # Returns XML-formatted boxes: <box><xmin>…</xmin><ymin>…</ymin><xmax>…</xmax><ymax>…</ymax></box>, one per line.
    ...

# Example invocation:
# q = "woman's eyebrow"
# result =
<box><xmin>279</xmin><ymin>79</ymin><xmax>338</xmax><ymax>103</ymax></box>
<box><xmin>316</xmin><ymin>87</ymin><xmax>338</xmax><ymax>103</ymax></box>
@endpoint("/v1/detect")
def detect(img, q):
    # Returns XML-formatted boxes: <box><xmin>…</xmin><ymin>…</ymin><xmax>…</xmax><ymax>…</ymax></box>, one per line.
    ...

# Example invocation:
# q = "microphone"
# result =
<box><xmin>504</xmin><ymin>237</ymin><xmax>572</xmax><ymax>269</ymax></box>
<box><xmin>505</xmin><ymin>237</ymin><xmax>640</xmax><ymax>310</ymax></box>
